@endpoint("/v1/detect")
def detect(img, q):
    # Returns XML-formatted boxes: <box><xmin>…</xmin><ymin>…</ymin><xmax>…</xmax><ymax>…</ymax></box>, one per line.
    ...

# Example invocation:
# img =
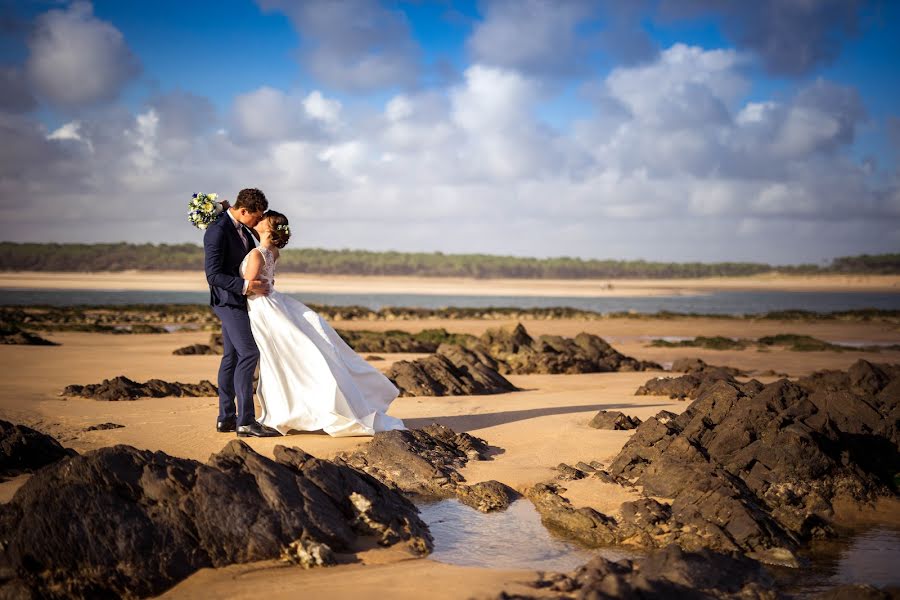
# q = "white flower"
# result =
<box><xmin>198</xmin><ymin>223</ymin><xmax>208</xmax><ymax>230</ymax></box>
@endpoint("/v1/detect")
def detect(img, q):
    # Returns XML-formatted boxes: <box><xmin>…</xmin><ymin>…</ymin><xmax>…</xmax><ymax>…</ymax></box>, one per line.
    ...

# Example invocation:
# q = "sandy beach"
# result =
<box><xmin>1</xmin><ymin>313</ymin><xmax>898</xmax><ymax>598</ymax></box>
<box><xmin>1</xmin><ymin>270</ymin><xmax>898</xmax><ymax>297</ymax></box>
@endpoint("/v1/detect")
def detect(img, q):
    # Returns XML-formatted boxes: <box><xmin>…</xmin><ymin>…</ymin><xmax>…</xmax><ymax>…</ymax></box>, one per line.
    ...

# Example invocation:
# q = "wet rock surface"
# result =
<box><xmin>336</xmin><ymin>424</ymin><xmax>510</xmax><ymax>512</ymax></box>
<box><xmin>0</xmin><ymin>439</ymin><xmax>431</xmax><ymax>598</ymax></box>
<box><xmin>517</xmin><ymin>544</ymin><xmax>780</xmax><ymax>599</ymax></box>
<box><xmin>528</xmin><ymin>360</ymin><xmax>900</xmax><ymax>566</ymax></box>
<box><xmin>62</xmin><ymin>375</ymin><xmax>218</xmax><ymax>400</ymax></box>
<box><xmin>0</xmin><ymin>420</ymin><xmax>76</xmax><ymax>479</ymax></box>
<box><xmin>386</xmin><ymin>353</ymin><xmax>518</xmax><ymax>397</ymax></box>
<box><xmin>588</xmin><ymin>410</ymin><xmax>642</xmax><ymax>430</ymax></box>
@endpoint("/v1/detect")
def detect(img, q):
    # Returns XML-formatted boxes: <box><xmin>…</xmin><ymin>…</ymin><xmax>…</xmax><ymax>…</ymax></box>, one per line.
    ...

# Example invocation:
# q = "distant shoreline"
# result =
<box><xmin>0</xmin><ymin>271</ymin><xmax>897</xmax><ymax>297</ymax></box>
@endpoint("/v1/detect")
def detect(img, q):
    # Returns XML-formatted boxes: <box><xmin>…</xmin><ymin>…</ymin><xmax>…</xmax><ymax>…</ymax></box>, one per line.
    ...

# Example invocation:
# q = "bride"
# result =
<box><xmin>239</xmin><ymin>210</ymin><xmax>405</xmax><ymax>437</ymax></box>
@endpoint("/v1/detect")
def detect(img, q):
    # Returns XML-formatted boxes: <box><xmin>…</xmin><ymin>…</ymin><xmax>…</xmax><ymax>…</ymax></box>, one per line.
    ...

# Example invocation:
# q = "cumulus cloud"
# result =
<box><xmin>660</xmin><ymin>0</ymin><xmax>867</xmax><ymax>76</ymax></box>
<box><xmin>25</xmin><ymin>1</ymin><xmax>140</xmax><ymax>108</ymax></box>
<box><xmin>0</xmin><ymin>66</ymin><xmax>36</xmax><ymax>112</ymax></box>
<box><xmin>257</xmin><ymin>0</ymin><xmax>420</xmax><ymax>91</ymax></box>
<box><xmin>230</xmin><ymin>86</ymin><xmax>343</xmax><ymax>142</ymax></box>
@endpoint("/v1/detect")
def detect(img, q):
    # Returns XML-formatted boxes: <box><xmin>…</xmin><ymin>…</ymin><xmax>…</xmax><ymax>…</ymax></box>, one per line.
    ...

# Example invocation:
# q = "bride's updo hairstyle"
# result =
<box><xmin>266</xmin><ymin>211</ymin><xmax>291</xmax><ymax>249</ymax></box>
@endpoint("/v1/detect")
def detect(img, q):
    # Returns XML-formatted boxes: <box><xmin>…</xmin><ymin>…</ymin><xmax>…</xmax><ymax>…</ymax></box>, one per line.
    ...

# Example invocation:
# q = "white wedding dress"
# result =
<box><xmin>240</xmin><ymin>246</ymin><xmax>405</xmax><ymax>437</ymax></box>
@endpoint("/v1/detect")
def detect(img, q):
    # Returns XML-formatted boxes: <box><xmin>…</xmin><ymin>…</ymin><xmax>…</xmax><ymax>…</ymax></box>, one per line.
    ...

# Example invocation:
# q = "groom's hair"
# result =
<box><xmin>234</xmin><ymin>188</ymin><xmax>268</xmax><ymax>213</ymax></box>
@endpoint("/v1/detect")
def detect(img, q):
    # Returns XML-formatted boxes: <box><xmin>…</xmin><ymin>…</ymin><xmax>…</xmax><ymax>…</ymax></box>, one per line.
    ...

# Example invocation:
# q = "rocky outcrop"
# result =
<box><xmin>635</xmin><ymin>367</ymin><xmax>762</xmax><ymax>400</ymax></box>
<box><xmin>0</xmin><ymin>420</ymin><xmax>75</xmax><ymax>479</ymax></box>
<box><xmin>521</xmin><ymin>545</ymin><xmax>779</xmax><ymax>599</ymax></box>
<box><xmin>0</xmin><ymin>327</ymin><xmax>58</xmax><ymax>346</ymax></box>
<box><xmin>336</xmin><ymin>424</ymin><xmax>512</xmax><ymax>512</ymax></box>
<box><xmin>588</xmin><ymin>410</ymin><xmax>642</xmax><ymax>430</ymax></box>
<box><xmin>0</xmin><ymin>440</ymin><xmax>431</xmax><ymax>598</ymax></box>
<box><xmin>62</xmin><ymin>376</ymin><xmax>218</xmax><ymax>400</ymax></box>
<box><xmin>386</xmin><ymin>353</ymin><xmax>518</xmax><ymax>397</ymax></box>
<box><xmin>671</xmin><ymin>357</ymin><xmax>746</xmax><ymax>376</ymax></box>
<box><xmin>173</xmin><ymin>332</ymin><xmax>223</xmax><ymax>355</ymax></box>
<box><xmin>337</xmin><ymin>328</ymin><xmax>475</xmax><ymax>353</ymax></box>
<box><xmin>83</xmin><ymin>422</ymin><xmax>125</xmax><ymax>431</ymax></box>
<box><xmin>528</xmin><ymin>360</ymin><xmax>900</xmax><ymax>566</ymax></box>
<box><xmin>474</xmin><ymin>323</ymin><xmax>661</xmax><ymax>375</ymax></box>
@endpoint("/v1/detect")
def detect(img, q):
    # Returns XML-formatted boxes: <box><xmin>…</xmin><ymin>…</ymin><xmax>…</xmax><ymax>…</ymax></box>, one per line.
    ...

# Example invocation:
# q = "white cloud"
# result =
<box><xmin>25</xmin><ymin>2</ymin><xmax>139</xmax><ymax>108</ymax></box>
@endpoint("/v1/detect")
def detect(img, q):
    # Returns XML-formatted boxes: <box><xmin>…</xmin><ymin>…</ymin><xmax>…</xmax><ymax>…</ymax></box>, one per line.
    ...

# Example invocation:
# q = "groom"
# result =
<box><xmin>204</xmin><ymin>187</ymin><xmax>279</xmax><ymax>437</ymax></box>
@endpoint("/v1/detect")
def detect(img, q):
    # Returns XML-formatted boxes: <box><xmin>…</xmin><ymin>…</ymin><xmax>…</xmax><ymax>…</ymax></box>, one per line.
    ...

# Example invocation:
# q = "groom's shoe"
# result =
<box><xmin>236</xmin><ymin>422</ymin><xmax>281</xmax><ymax>438</ymax></box>
<box><xmin>216</xmin><ymin>418</ymin><xmax>236</xmax><ymax>433</ymax></box>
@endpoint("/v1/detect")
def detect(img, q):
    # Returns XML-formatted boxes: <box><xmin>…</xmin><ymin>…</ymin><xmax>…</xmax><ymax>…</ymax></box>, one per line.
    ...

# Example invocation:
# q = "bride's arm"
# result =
<box><xmin>242</xmin><ymin>250</ymin><xmax>265</xmax><ymax>285</ymax></box>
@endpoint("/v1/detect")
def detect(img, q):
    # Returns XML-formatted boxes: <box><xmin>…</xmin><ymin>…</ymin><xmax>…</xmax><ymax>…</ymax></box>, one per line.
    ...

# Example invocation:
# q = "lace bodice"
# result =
<box><xmin>240</xmin><ymin>246</ymin><xmax>276</xmax><ymax>285</ymax></box>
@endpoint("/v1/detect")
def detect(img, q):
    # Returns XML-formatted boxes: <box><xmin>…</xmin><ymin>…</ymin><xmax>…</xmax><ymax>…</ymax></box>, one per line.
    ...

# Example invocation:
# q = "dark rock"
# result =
<box><xmin>456</xmin><ymin>480</ymin><xmax>519</xmax><ymax>512</ymax></box>
<box><xmin>556</xmin><ymin>463</ymin><xmax>586</xmax><ymax>481</ymax></box>
<box><xmin>62</xmin><ymin>375</ymin><xmax>218</xmax><ymax>400</ymax></box>
<box><xmin>336</xmin><ymin>424</ymin><xmax>506</xmax><ymax>512</ymax></box>
<box><xmin>365</xmin><ymin>355</ymin><xmax>384</xmax><ymax>361</ymax></box>
<box><xmin>814</xmin><ymin>585</ymin><xmax>900</xmax><ymax>599</ymax></box>
<box><xmin>172</xmin><ymin>343</ymin><xmax>215</xmax><ymax>355</ymax></box>
<box><xmin>561</xmin><ymin>544</ymin><xmax>780</xmax><ymax>600</ymax></box>
<box><xmin>0</xmin><ymin>328</ymin><xmax>58</xmax><ymax>346</ymax></box>
<box><xmin>654</xmin><ymin>410</ymin><xmax>679</xmax><ymax>424</ymax></box>
<box><xmin>671</xmin><ymin>357</ymin><xmax>746</xmax><ymax>376</ymax></box>
<box><xmin>473</xmin><ymin>323</ymin><xmax>661</xmax><ymax>375</ymax></box>
<box><xmin>0</xmin><ymin>420</ymin><xmax>76</xmax><ymax>479</ymax></box>
<box><xmin>588</xmin><ymin>410</ymin><xmax>642</xmax><ymax>430</ymax></box>
<box><xmin>528</xmin><ymin>360</ymin><xmax>900</xmax><ymax>566</ymax></box>
<box><xmin>0</xmin><ymin>441</ymin><xmax>431</xmax><ymax>598</ymax></box>
<box><xmin>386</xmin><ymin>353</ymin><xmax>518</xmax><ymax>397</ymax></box>
<box><xmin>83</xmin><ymin>423</ymin><xmax>125</xmax><ymax>431</ymax></box>
<box><xmin>635</xmin><ymin>368</ymin><xmax>760</xmax><ymax>400</ymax></box>
<box><xmin>336</xmin><ymin>328</ymin><xmax>475</xmax><ymax>353</ymax></box>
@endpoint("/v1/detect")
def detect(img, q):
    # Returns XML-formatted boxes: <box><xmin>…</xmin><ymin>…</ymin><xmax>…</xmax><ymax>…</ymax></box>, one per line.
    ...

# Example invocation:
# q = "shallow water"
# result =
<box><xmin>417</xmin><ymin>498</ymin><xmax>634</xmax><ymax>572</ymax></box>
<box><xmin>3</xmin><ymin>289</ymin><xmax>899</xmax><ymax>315</ymax></box>
<box><xmin>776</xmin><ymin>527</ymin><xmax>900</xmax><ymax>597</ymax></box>
<box><xmin>419</xmin><ymin>499</ymin><xmax>900</xmax><ymax>595</ymax></box>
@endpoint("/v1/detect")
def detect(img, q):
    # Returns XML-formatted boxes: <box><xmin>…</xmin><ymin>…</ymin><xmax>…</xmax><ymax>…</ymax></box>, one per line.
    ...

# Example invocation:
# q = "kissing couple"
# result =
<box><xmin>203</xmin><ymin>188</ymin><xmax>406</xmax><ymax>437</ymax></box>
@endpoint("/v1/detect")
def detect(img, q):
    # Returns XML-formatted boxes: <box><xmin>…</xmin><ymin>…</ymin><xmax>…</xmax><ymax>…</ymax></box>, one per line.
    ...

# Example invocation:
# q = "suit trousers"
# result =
<box><xmin>213</xmin><ymin>305</ymin><xmax>259</xmax><ymax>426</ymax></box>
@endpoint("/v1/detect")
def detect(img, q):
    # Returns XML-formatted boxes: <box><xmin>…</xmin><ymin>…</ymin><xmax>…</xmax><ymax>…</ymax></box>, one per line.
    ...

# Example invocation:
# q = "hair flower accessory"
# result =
<box><xmin>187</xmin><ymin>193</ymin><xmax>225</xmax><ymax>230</ymax></box>
<box><xmin>275</xmin><ymin>224</ymin><xmax>291</xmax><ymax>235</ymax></box>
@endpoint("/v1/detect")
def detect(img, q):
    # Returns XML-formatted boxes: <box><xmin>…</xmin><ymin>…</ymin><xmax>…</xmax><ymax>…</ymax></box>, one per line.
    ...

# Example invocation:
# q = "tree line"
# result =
<box><xmin>1</xmin><ymin>243</ymin><xmax>897</xmax><ymax>278</ymax></box>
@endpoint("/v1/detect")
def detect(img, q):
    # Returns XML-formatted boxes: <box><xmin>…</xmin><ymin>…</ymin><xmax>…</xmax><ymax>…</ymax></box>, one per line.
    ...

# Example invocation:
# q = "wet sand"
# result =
<box><xmin>1</xmin><ymin>270</ymin><xmax>898</xmax><ymax>297</ymax></box>
<box><xmin>1</xmin><ymin>317</ymin><xmax>898</xmax><ymax>598</ymax></box>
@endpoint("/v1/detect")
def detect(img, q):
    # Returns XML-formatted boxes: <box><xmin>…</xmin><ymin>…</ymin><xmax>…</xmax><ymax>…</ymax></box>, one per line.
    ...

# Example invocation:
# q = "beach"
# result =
<box><xmin>1</xmin><ymin>271</ymin><xmax>898</xmax><ymax>296</ymax></box>
<box><xmin>2</xmin><ymin>309</ymin><xmax>899</xmax><ymax>597</ymax></box>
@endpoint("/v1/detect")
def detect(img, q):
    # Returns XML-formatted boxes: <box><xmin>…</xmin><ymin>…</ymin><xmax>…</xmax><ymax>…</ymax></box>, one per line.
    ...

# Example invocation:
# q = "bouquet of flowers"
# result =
<box><xmin>187</xmin><ymin>193</ymin><xmax>225</xmax><ymax>230</ymax></box>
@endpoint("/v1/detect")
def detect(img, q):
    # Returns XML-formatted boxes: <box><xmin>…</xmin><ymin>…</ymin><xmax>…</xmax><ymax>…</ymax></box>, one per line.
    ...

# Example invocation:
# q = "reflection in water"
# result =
<box><xmin>417</xmin><ymin>498</ymin><xmax>634</xmax><ymax>572</ymax></box>
<box><xmin>773</xmin><ymin>527</ymin><xmax>900</xmax><ymax>597</ymax></box>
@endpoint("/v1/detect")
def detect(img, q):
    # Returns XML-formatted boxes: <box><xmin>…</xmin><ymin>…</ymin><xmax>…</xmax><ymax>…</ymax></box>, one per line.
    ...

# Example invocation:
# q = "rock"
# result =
<box><xmin>83</xmin><ymin>422</ymin><xmax>125</xmax><ymax>431</ymax></box>
<box><xmin>456</xmin><ymin>480</ymin><xmax>519</xmax><ymax>512</ymax></box>
<box><xmin>0</xmin><ymin>441</ymin><xmax>431</xmax><ymax>598</ymax></box>
<box><xmin>62</xmin><ymin>375</ymin><xmax>218</xmax><ymax>400</ymax></box>
<box><xmin>527</xmin><ymin>360</ymin><xmax>900</xmax><ymax>565</ymax></box>
<box><xmin>588</xmin><ymin>410</ymin><xmax>642</xmax><ymax>430</ymax></box>
<box><xmin>280</xmin><ymin>539</ymin><xmax>336</xmax><ymax>568</ymax></box>
<box><xmin>526</xmin><ymin>483</ymin><xmax>619</xmax><ymax>547</ymax></box>
<box><xmin>365</xmin><ymin>355</ymin><xmax>384</xmax><ymax>361</ymax></box>
<box><xmin>336</xmin><ymin>424</ymin><xmax>507</xmax><ymax>512</ymax></box>
<box><xmin>172</xmin><ymin>343</ymin><xmax>216</xmax><ymax>355</ymax></box>
<box><xmin>472</xmin><ymin>323</ymin><xmax>661</xmax><ymax>375</ymax></box>
<box><xmin>671</xmin><ymin>357</ymin><xmax>746</xmax><ymax>376</ymax></box>
<box><xmin>556</xmin><ymin>463</ymin><xmax>587</xmax><ymax>481</ymax></box>
<box><xmin>336</xmin><ymin>328</ymin><xmax>475</xmax><ymax>353</ymax></box>
<box><xmin>0</xmin><ymin>420</ymin><xmax>76</xmax><ymax>479</ymax></box>
<box><xmin>635</xmin><ymin>368</ymin><xmax>760</xmax><ymax>400</ymax></box>
<box><xmin>386</xmin><ymin>353</ymin><xmax>517</xmax><ymax>397</ymax></box>
<box><xmin>0</xmin><ymin>328</ymin><xmax>58</xmax><ymax>346</ymax></box>
<box><xmin>814</xmin><ymin>585</ymin><xmax>900</xmax><ymax>599</ymax></box>
<box><xmin>557</xmin><ymin>544</ymin><xmax>779</xmax><ymax>600</ymax></box>
<box><xmin>654</xmin><ymin>410</ymin><xmax>679</xmax><ymax>424</ymax></box>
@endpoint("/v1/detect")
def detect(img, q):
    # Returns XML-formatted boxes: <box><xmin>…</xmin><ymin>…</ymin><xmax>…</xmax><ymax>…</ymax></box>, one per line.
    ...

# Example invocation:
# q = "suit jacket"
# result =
<box><xmin>203</xmin><ymin>211</ymin><xmax>256</xmax><ymax>308</ymax></box>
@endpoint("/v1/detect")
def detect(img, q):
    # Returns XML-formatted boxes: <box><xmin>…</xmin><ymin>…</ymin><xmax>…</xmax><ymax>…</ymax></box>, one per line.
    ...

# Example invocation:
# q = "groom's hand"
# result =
<box><xmin>247</xmin><ymin>279</ymin><xmax>271</xmax><ymax>296</ymax></box>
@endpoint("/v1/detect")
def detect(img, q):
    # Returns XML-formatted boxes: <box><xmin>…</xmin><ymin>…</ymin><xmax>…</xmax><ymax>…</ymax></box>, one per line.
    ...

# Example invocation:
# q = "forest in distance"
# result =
<box><xmin>1</xmin><ymin>243</ymin><xmax>898</xmax><ymax>279</ymax></box>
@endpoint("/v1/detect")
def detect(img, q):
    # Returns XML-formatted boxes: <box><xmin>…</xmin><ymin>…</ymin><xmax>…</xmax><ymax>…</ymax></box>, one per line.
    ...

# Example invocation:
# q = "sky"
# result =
<box><xmin>1</xmin><ymin>0</ymin><xmax>899</xmax><ymax>264</ymax></box>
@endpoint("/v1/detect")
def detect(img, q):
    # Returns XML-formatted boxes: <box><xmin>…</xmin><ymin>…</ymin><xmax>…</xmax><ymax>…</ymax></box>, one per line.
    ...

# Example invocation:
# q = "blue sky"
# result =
<box><xmin>1</xmin><ymin>0</ymin><xmax>898</xmax><ymax>263</ymax></box>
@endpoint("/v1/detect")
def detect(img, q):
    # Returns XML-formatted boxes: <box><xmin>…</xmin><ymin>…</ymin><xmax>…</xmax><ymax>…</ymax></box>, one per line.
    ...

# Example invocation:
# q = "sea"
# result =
<box><xmin>2</xmin><ymin>289</ymin><xmax>899</xmax><ymax>315</ymax></box>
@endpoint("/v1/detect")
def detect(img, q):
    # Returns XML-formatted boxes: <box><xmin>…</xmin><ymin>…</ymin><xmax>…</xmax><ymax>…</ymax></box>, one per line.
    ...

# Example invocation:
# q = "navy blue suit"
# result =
<box><xmin>204</xmin><ymin>211</ymin><xmax>258</xmax><ymax>426</ymax></box>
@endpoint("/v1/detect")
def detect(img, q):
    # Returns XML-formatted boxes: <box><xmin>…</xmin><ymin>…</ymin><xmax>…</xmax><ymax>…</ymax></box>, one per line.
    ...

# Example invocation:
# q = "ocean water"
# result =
<box><xmin>2</xmin><ymin>289</ymin><xmax>898</xmax><ymax>315</ymax></box>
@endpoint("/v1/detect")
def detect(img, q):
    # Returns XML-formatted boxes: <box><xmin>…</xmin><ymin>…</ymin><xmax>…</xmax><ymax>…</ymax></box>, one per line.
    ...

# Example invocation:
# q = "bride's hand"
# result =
<box><xmin>219</xmin><ymin>199</ymin><xmax>230</xmax><ymax>211</ymax></box>
<box><xmin>247</xmin><ymin>279</ymin><xmax>270</xmax><ymax>296</ymax></box>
